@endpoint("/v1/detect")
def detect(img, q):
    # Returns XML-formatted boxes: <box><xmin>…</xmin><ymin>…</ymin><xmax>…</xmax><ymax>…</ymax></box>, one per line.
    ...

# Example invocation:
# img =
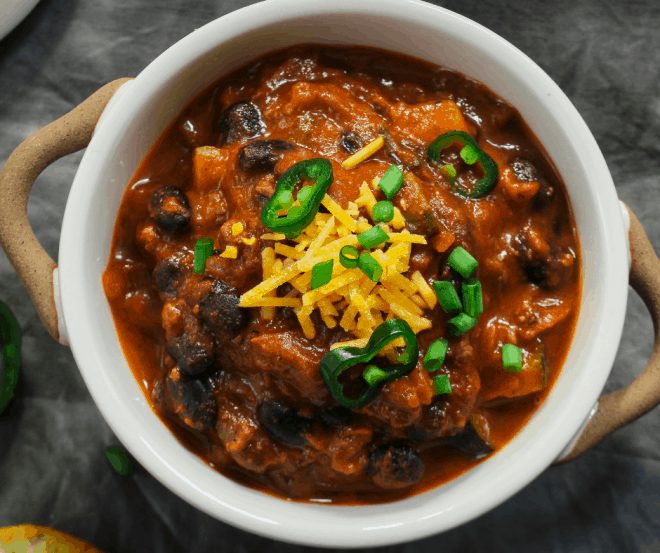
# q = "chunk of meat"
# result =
<box><xmin>248</xmin><ymin>332</ymin><xmax>327</xmax><ymax>403</ymax></box>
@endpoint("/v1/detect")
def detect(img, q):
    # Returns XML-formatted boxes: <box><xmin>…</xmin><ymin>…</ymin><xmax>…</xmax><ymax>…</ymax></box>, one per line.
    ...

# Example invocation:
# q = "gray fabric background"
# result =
<box><xmin>1</xmin><ymin>1</ymin><xmax>659</xmax><ymax>551</ymax></box>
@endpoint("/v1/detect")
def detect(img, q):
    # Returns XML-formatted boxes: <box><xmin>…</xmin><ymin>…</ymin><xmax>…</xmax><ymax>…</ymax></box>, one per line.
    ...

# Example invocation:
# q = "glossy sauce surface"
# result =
<box><xmin>103</xmin><ymin>46</ymin><xmax>581</xmax><ymax>503</ymax></box>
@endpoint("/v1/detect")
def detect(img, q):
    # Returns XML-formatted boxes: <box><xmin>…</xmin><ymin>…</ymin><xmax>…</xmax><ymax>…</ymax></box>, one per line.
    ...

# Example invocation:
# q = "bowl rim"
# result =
<box><xmin>58</xmin><ymin>0</ymin><xmax>628</xmax><ymax>547</ymax></box>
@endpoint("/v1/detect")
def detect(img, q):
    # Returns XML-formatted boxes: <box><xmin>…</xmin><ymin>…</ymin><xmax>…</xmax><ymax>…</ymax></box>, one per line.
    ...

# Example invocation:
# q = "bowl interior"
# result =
<box><xmin>59</xmin><ymin>0</ymin><xmax>628</xmax><ymax>547</ymax></box>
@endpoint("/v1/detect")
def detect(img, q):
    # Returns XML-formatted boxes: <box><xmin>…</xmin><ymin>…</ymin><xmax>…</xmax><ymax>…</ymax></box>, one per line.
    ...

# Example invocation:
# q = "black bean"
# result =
<box><xmin>218</xmin><ymin>101</ymin><xmax>265</xmax><ymax>144</ymax></box>
<box><xmin>166</xmin><ymin>376</ymin><xmax>217</xmax><ymax>431</ymax></box>
<box><xmin>148</xmin><ymin>185</ymin><xmax>191</xmax><ymax>233</ymax></box>
<box><xmin>198</xmin><ymin>280</ymin><xmax>247</xmax><ymax>333</ymax></box>
<box><xmin>238</xmin><ymin>140</ymin><xmax>292</xmax><ymax>172</ymax></box>
<box><xmin>339</xmin><ymin>132</ymin><xmax>362</xmax><ymax>154</ymax></box>
<box><xmin>516</xmin><ymin>234</ymin><xmax>550</xmax><ymax>287</ymax></box>
<box><xmin>318</xmin><ymin>406</ymin><xmax>352</xmax><ymax>429</ymax></box>
<box><xmin>166</xmin><ymin>335</ymin><xmax>214</xmax><ymax>376</ymax></box>
<box><xmin>257</xmin><ymin>401</ymin><xmax>310</xmax><ymax>448</ymax></box>
<box><xmin>153</xmin><ymin>258</ymin><xmax>183</xmax><ymax>297</ymax></box>
<box><xmin>443</xmin><ymin>423</ymin><xmax>493</xmax><ymax>459</ymax></box>
<box><xmin>367</xmin><ymin>443</ymin><xmax>424</xmax><ymax>489</ymax></box>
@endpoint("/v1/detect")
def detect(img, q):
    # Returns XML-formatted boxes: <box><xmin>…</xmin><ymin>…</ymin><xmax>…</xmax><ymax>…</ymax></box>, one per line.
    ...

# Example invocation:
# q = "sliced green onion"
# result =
<box><xmin>311</xmin><ymin>259</ymin><xmax>334</xmax><ymax>290</ymax></box>
<box><xmin>462</xmin><ymin>279</ymin><xmax>483</xmax><ymax>318</ymax></box>
<box><xmin>105</xmin><ymin>445</ymin><xmax>134</xmax><ymax>476</ymax></box>
<box><xmin>296</xmin><ymin>185</ymin><xmax>315</xmax><ymax>204</ymax></box>
<box><xmin>433</xmin><ymin>280</ymin><xmax>462</xmax><ymax>313</ymax></box>
<box><xmin>357</xmin><ymin>226</ymin><xmax>389</xmax><ymax>249</ymax></box>
<box><xmin>502</xmin><ymin>343</ymin><xmax>523</xmax><ymax>373</ymax></box>
<box><xmin>423</xmin><ymin>338</ymin><xmax>449</xmax><ymax>372</ymax></box>
<box><xmin>363</xmin><ymin>364</ymin><xmax>389</xmax><ymax>386</ymax></box>
<box><xmin>378</xmin><ymin>164</ymin><xmax>404</xmax><ymax>199</ymax></box>
<box><xmin>193</xmin><ymin>237</ymin><xmax>214</xmax><ymax>274</ymax></box>
<box><xmin>447</xmin><ymin>246</ymin><xmax>478</xmax><ymax>279</ymax></box>
<box><xmin>372</xmin><ymin>200</ymin><xmax>394</xmax><ymax>223</ymax></box>
<box><xmin>441</xmin><ymin>164</ymin><xmax>457</xmax><ymax>180</ymax></box>
<box><xmin>460</xmin><ymin>144</ymin><xmax>480</xmax><ymax>165</ymax></box>
<box><xmin>448</xmin><ymin>312</ymin><xmax>477</xmax><ymax>336</ymax></box>
<box><xmin>432</xmin><ymin>374</ymin><xmax>452</xmax><ymax>395</ymax></box>
<box><xmin>358</xmin><ymin>252</ymin><xmax>383</xmax><ymax>282</ymax></box>
<box><xmin>339</xmin><ymin>245</ymin><xmax>360</xmax><ymax>269</ymax></box>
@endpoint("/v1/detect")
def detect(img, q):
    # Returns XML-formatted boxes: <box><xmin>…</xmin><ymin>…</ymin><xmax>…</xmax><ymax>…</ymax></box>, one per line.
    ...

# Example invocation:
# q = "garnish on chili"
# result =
<box><xmin>423</xmin><ymin>338</ymin><xmax>449</xmax><ymax>372</ymax></box>
<box><xmin>448</xmin><ymin>312</ymin><xmax>477</xmax><ymax>336</ymax></box>
<box><xmin>502</xmin><ymin>343</ymin><xmax>523</xmax><ymax>373</ymax></box>
<box><xmin>462</xmin><ymin>279</ymin><xmax>483</xmax><ymax>318</ymax></box>
<box><xmin>357</xmin><ymin>226</ymin><xmax>389</xmax><ymax>249</ymax></box>
<box><xmin>0</xmin><ymin>301</ymin><xmax>21</xmax><ymax>416</ymax></box>
<box><xmin>378</xmin><ymin>165</ymin><xmax>404</xmax><ymax>199</ymax></box>
<box><xmin>261</xmin><ymin>158</ymin><xmax>333</xmax><ymax>238</ymax></box>
<box><xmin>432</xmin><ymin>374</ymin><xmax>452</xmax><ymax>395</ymax></box>
<box><xmin>433</xmin><ymin>280</ymin><xmax>462</xmax><ymax>313</ymax></box>
<box><xmin>193</xmin><ymin>237</ymin><xmax>214</xmax><ymax>274</ymax></box>
<box><xmin>447</xmin><ymin>246</ymin><xmax>478</xmax><ymax>279</ymax></box>
<box><xmin>357</xmin><ymin>251</ymin><xmax>383</xmax><ymax>282</ymax></box>
<box><xmin>320</xmin><ymin>318</ymin><xmax>419</xmax><ymax>408</ymax></box>
<box><xmin>372</xmin><ymin>200</ymin><xmax>394</xmax><ymax>223</ymax></box>
<box><xmin>339</xmin><ymin>245</ymin><xmax>360</xmax><ymax>269</ymax></box>
<box><xmin>311</xmin><ymin>259</ymin><xmax>334</xmax><ymax>290</ymax></box>
<box><xmin>427</xmin><ymin>130</ymin><xmax>498</xmax><ymax>198</ymax></box>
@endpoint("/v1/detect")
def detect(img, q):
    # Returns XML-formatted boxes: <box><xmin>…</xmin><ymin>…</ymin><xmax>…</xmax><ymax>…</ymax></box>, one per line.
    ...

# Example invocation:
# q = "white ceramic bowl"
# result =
<box><xmin>9</xmin><ymin>0</ymin><xmax>640</xmax><ymax>547</ymax></box>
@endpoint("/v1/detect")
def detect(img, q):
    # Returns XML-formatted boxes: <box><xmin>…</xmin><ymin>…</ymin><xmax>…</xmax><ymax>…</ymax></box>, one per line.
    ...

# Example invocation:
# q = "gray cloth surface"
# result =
<box><xmin>0</xmin><ymin>0</ymin><xmax>659</xmax><ymax>551</ymax></box>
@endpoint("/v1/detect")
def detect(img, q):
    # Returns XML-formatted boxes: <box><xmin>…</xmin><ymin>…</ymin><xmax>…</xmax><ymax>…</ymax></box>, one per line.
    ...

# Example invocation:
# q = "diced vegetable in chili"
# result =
<box><xmin>378</xmin><ymin>165</ymin><xmax>404</xmax><ymax>199</ymax></box>
<box><xmin>447</xmin><ymin>246</ymin><xmax>478</xmax><ymax>279</ymax></box>
<box><xmin>448</xmin><ymin>313</ymin><xmax>477</xmax><ymax>336</ymax></box>
<box><xmin>357</xmin><ymin>226</ymin><xmax>389</xmax><ymax>249</ymax></box>
<box><xmin>339</xmin><ymin>245</ymin><xmax>360</xmax><ymax>269</ymax></box>
<box><xmin>319</xmin><ymin>319</ymin><xmax>419</xmax><ymax>408</ymax></box>
<box><xmin>462</xmin><ymin>279</ymin><xmax>483</xmax><ymax>318</ymax></box>
<box><xmin>423</xmin><ymin>338</ymin><xmax>448</xmax><ymax>372</ymax></box>
<box><xmin>358</xmin><ymin>252</ymin><xmax>383</xmax><ymax>282</ymax></box>
<box><xmin>311</xmin><ymin>259</ymin><xmax>334</xmax><ymax>290</ymax></box>
<box><xmin>193</xmin><ymin>238</ymin><xmax>214</xmax><ymax>274</ymax></box>
<box><xmin>363</xmin><ymin>364</ymin><xmax>389</xmax><ymax>386</ymax></box>
<box><xmin>372</xmin><ymin>200</ymin><xmax>394</xmax><ymax>223</ymax></box>
<box><xmin>433</xmin><ymin>280</ymin><xmax>462</xmax><ymax>313</ymax></box>
<box><xmin>432</xmin><ymin>374</ymin><xmax>452</xmax><ymax>395</ymax></box>
<box><xmin>502</xmin><ymin>343</ymin><xmax>523</xmax><ymax>373</ymax></box>
<box><xmin>427</xmin><ymin>130</ymin><xmax>499</xmax><ymax>198</ymax></box>
<box><xmin>261</xmin><ymin>158</ymin><xmax>333</xmax><ymax>238</ymax></box>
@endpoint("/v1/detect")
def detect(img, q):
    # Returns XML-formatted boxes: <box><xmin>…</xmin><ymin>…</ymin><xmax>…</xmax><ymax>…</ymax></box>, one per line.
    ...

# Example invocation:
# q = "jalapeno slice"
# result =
<box><xmin>0</xmin><ymin>301</ymin><xmax>21</xmax><ymax>415</ymax></box>
<box><xmin>320</xmin><ymin>319</ymin><xmax>419</xmax><ymax>408</ymax></box>
<box><xmin>427</xmin><ymin>131</ymin><xmax>499</xmax><ymax>198</ymax></box>
<box><xmin>261</xmin><ymin>158</ymin><xmax>333</xmax><ymax>238</ymax></box>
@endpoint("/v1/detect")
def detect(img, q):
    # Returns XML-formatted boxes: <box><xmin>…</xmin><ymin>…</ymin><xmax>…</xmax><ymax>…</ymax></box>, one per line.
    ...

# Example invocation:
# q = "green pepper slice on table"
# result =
<box><xmin>427</xmin><ymin>130</ymin><xmax>499</xmax><ymax>198</ymax></box>
<box><xmin>320</xmin><ymin>319</ymin><xmax>419</xmax><ymax>408</ymax></box>
<box><xmin>261</xmin><ymin>158</ymin><xmax>333</xmax><ymax>238</ymax></box>
<box><xmin>0</xmin><ymin>300</ymin><xmax>21</xmax><ymax>415</ymax></box>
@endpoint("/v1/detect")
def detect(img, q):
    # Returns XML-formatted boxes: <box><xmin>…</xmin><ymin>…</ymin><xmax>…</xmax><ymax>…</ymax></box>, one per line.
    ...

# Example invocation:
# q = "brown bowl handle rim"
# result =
<box><xmin>0</xmin><ymin>78</ymin><xmax>132</xmax><ymax>342</ymax></box>
<box><xmin>560</xmin><ymin>204</ymin><xmax>660</xmax><ymax>461</ymax></box>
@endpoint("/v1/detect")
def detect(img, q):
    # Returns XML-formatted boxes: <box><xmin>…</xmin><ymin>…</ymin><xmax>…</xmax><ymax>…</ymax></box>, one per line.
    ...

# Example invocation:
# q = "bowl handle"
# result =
<box><xmin>0</xmin><ymin>78</ymin><xmax>131</xmax><ymax>342</ymax></box>
<box><xmin>560</xmin><ymin>204</ymin><xmax>660</xmax><ymax>461</ymax></box>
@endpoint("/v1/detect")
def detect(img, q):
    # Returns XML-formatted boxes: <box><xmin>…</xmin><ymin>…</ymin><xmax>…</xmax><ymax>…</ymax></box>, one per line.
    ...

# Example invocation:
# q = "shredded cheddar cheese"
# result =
<box><xmin>231</xmin><ymin>222</ymin><xmax>244</xmax><ymax>236</ymax></box>
<box><xmin>341</xmin><ymin>136</ymin><xmax>385</xmax><ymax>169</ymax></box>
<box><xmin>239</xmin><ymin>183</ymin><xmax>435</xmax><ymax>344</ymax></box>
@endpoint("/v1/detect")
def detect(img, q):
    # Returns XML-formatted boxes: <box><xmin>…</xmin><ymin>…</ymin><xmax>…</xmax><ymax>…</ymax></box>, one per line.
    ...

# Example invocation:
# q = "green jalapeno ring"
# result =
<box><xmin>261</xmin><ymin>158</ymin><xmax>333</xmax><ymax>239</ymax></box>
<box><xmin>427</xmin><ymin>130</ymin><xmax>499</xmax><ymax>199</ymax></box>
<box><xmin>320</xmin><ymin>319</ymin><xmax>419</xmax><ymax>409</ymax></box>
<box><xmin>0</xmin><ymin>301</ymin><xmax>21</xmax><ymax>415</ymax></box>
